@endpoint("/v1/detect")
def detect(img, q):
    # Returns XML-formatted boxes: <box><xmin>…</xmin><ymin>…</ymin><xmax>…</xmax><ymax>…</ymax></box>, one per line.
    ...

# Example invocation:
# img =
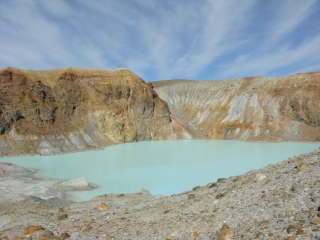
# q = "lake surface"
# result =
<box><xmin>0</xmin><ymin>140</ymin><xmax>319</xmax><ymax>201</ymax></box>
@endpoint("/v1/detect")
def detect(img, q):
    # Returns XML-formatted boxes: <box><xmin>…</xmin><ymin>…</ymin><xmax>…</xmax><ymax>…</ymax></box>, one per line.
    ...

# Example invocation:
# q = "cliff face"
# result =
<box><xmin>153</xmin><ymin>72</ymin><xmax>320</xmax><ymax>142</ymax></box>
<box><xmin>0</xmin><ymin>67</ymin><xmax>176</xmax><ymax>156</ymax></box>
<box><xmin>1</xmin><ymin>67</ymin><xmax>319</xmax><ymax>156</ymax></box>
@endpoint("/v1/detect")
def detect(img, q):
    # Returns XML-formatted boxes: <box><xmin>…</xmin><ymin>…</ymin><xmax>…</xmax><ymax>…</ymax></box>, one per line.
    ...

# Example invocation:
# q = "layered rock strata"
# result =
<box><xmin>153</xmin><ymin>72</ymin><xmax>320</xmax><ymax>141</ymax></box>
<box><xmin>0</xmin><ymin>67</ymin><xmax>177</xmax><ymax>156</ymax></box>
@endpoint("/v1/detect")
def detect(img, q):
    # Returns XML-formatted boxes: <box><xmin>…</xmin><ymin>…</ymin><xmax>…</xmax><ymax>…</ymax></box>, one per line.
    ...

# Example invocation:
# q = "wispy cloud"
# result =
<box><xmin>0</xmin><ymin>0</ymin><xmax>319</xmax><ymax>80</ymax></box>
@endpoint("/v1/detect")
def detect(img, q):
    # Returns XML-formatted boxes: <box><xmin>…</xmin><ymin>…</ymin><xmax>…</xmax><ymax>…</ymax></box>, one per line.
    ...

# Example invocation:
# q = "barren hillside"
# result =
<box><xmin>153</xmin><ymin>72</ymin><xmax>320</xmax><ymax>142</ymax></box>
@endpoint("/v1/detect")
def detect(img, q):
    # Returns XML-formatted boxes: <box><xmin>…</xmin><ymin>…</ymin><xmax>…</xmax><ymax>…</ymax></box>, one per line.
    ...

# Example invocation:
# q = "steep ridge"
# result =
<box><xmin>0</xmin><ymin>67</ymin><xmax>177</xmax><ymax>156</ymax></box>
<box><xmin>153</xmin><ymin>72</ymin><xmax>320</xmax><ymax>142</ymax></box>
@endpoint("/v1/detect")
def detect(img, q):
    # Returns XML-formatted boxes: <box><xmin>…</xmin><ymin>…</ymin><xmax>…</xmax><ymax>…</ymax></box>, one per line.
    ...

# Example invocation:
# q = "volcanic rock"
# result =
<box><xmin>0</xmin><ymin>67</ymin><xmax>177</xmax><ymax>157</ymax></box>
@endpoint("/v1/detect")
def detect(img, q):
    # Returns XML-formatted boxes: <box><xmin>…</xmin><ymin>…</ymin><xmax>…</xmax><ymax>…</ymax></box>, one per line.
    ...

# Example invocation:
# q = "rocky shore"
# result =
<box><xmin>0</xmin><ymin>162</ymin><xmax>96</xmax><ymax>204</ymax></box>
<box><xmin>1</xmin><ymin>148</ymin><xmax>320</xmax><ymax>239</ymax></box>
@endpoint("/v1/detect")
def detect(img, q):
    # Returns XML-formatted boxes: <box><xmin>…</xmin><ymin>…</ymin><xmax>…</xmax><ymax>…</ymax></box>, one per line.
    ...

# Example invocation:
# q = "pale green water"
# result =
<box><xmin>0</xmin><ymin>140</ymin><xmax>319</xmax><ymax>201</ymax></box>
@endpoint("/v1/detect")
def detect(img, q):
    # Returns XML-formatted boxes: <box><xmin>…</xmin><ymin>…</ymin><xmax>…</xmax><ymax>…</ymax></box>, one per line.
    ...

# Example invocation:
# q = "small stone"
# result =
<box><xmin>188</xmin><ymin>194</ymin><xmax>195</xmax><ymax>200</ymax></box>
<box><xmin>57</xmin><ymin>214</ymin><xmax>68</xmax><ymax>220</ymax></box>
<box><xmin>287</xmin><ymin>228</ymin><xmax>296</xmax><ymax>233</ymax></box>
<box><xmin>280</xmin><ymin>193</ymin><xmax>292</xmax><ymax>201</ymax></box>
<box><xmin>290</xmin><ymin>185</ymin><xmax>298</xmax><ymax>191</ymax></box>
<box><xmin>24</xmin><ymin>225</ymin><xmax>44</xmax><ymax>235</ymax></box>
<box><xmin>206</xmin><ymin>182</ymin><xmax>217</xmax><ymax>188</ymax></box>
<box><xmin>117</xmin><ymin>194</ymin><xmax>125</xmax><ymax>197</ymax></box>
<box><xmin>287</xmin><ymin>236</ymin><xmax>297</xmax><ymax>240</ymax></box>
<box><xmin>296</xmin><ymin>229</ymin><xmax>304</xmax><ymax>235</ymax></box>
<box><xmin>218</xmin><ymin>224</ymin><xmax>234</xmax><ymax>240</ymax></box>
<box><xmin>216</xmin><ymin>192</ymin><xmax>224</xmax><ymax>199</ymax></box>
<box><xmin>39</xmin><ymin>232</ymin><xmax>59</xmax><ymax>240</ymax></box>
<box><xmin>296</xmin><ymin>160</ymin><xmax>309</xmax><ymax>171</ymax></box>
<box><xmin>255</xmin><ymin>174</ymin><xmax>266</xmax><ymax>182</ymax></box>
<box><xmin>192</xmin><ymin>186</ymin><xmax>200</xmax><ymax>191</ymax></box>
<box><xmin>136</xmin><ymin>230</ymin><xmax>141</xmax><ymax>236</ymax></box>
<box><xmin>217</xmin><ymin>178</ymin><xmax>226</xmax><ymax>182</ymax></box>
<box><xmin>311</xmin><ymin>197</ymin><xmax>320</xmax><ymax>204</ymax></box>
<box><xmin>288</xmin><ymin>224</ymin><xmax>302</xmax><ymax>229</ymax></box>
<box><xmin>136</xmin><ymin>188</ymin><xmax>151</xmax><ymax>195</ymax></box>
<box><xmin>261</xmin><ymin>193</ymin><xmax>266</xmax><ymax>198</ymax></box>
<box><xmin>166</xmin><ymin>237</ymin><xmax>173</xmax><ymax>240</ymax></box>
<box><xmin>190</xmin><ymin>232</ymin><xmax>199</xmax><ymax>238</ymax></box>
<box><xmin>100</xmin><ymin>202</ymin><xmax>110</xmax><ymax>211</ymax></box>
<box><xmin>82</xmin><ymin>227</ymin><xmax>92</xmax><ymax>233</ymax></box>
<box><xmin>59</xmin><ymin>232</ymin><xmax>70</xmax><ymax>240</ymax></box>
<box><xmin>260</xmin><ymin>221</ymin><xmax>268</xmax><ymax>229</ymax></box>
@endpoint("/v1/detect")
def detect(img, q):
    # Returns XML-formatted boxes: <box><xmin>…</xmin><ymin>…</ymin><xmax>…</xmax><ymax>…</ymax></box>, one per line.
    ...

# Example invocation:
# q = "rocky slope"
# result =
<box><xmin>153</xmin><ymin>72</ymin><xmax>320</xmax><ymax>142</ymax></box>
<box><xmin>0</xmin><ymin>67</ymin><xmax>178</xmax><ymax>156</ymax></box>
<box><xmin>1</xmin><ymin>68</ymin><xmax>319</xmax><ymax>157</ymax></box>
<box><xmin>0</xmin><ymin>148</ymin><xmax>319</xmax><ymax>239</ymax></box>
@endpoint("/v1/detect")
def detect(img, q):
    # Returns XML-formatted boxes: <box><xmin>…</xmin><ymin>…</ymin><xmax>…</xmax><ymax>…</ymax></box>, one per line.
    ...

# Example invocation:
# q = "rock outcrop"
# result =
<box><xmin>153</xmin><ymin>72</ymin><xmax>320</xmax><ymax>142</ymax></box>
<box><xmin>1</xmin><ymin>67</ymin><xmax>319</xmax><ymax>156</ymax></box>
<box><xmin>0</xmin><ymin>67</ymin><xmax>176</xmax><ymax>156</ymax></box>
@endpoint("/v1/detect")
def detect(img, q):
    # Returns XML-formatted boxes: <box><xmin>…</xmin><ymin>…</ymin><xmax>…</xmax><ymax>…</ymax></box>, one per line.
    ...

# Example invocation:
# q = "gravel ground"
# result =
<box><xmin>0</xmin><ymin>148</ymin><xmax>320</xmax><ymax>239</ymax></box>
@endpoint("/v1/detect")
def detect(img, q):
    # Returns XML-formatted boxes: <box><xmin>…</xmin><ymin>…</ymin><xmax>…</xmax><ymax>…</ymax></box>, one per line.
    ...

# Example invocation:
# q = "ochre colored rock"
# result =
<box><xmin>216</xmin><ymin>192</ymin><xmax>224</xmax><ymax>199</ymax></box>
<box><xmin>296</xmin><ymin>159</ymin><xmax>309</xmax><ymax>171</ymax></box>
<box><xmin>206</xmin><ymin>182</ymin><xmax>217</xmax><ymax>188</ymax></box>
<box><xmin>100</xmin><ymin>202</ymin><xmax>110</xmax><ymax>211</ymax></box>
<box><xmin>57</xmin><ymin>214</ymin><xmax>68</xmax><ymax>220</ymax></box>
<box><xmin>24</xmin><ymin>225</ymin><xmax>44</xmax><ymax>234</ymax></box>
<box><xmin>190</xmin><ymin>231</ymin><xmax>200</xmax><ymax>238</ymax></box>
<box><xmin>218</xmin><ymin>224</ymin><xmax>234</xmax><ymax>240</ymax></box>
<box><xmin>39</xmin><ymin>231</ymin><xmax>59</xmax><ymax>240</ymax></box>
<box><xmin>287</xmin><ymin>236</ymin><xmax>297</xmax><ymax>240</ymax></box>
<box><xmin>0</xmin><ymin>67</ymin><xmax>175</xmax><ymax>156</ymax></box>
<box><xmin>59</xmin><ymin>232</ymin><xmax>70</xmax><ymax>240</ymax></box>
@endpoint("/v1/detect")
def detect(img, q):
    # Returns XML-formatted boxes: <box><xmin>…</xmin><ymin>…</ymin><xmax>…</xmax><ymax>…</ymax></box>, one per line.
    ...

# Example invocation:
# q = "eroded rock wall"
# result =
<box><xmin>153</xmin><ymin>72</ymin><xmax>320</xmax><ymax>142</ymax></box>
<box><xmin>0</xmin><ymin>67</ymin><xmax>176</xmax><ymax>156</ymax></box>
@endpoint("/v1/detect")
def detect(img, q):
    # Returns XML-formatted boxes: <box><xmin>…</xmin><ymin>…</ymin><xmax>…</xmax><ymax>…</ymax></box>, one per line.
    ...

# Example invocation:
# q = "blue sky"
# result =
<box><xmin>0</xmin><ymin>0</ymin><xmax>319</xmax><ymax>81</ymax></box>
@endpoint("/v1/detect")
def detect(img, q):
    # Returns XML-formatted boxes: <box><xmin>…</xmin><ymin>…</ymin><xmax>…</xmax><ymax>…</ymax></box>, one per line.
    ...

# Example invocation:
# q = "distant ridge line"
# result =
<box><xmin>2</xmin><ymin>66</ymin><xmax>129</xmax><ymax>72</ymax></box>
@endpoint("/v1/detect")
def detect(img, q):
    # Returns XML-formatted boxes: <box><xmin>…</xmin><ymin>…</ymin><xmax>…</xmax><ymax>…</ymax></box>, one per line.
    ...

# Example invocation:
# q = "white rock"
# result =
<box><xmin>58</xmin><ymin>177</ymin><xmax>89</xmax><ymax>188</ymax></box>
<box><xmin>136</xmin><ymin>188</ymin><xmax>151</xmax><ymax>196</ymax></box>
<box><xmin>255</xmin><ymin>173</ymin><xmax>266</xmax><ymax>182</ymax></box>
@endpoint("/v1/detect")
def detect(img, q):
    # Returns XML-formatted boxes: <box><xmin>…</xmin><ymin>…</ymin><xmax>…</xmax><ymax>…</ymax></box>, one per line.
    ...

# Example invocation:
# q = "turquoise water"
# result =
<box><xmin>0</xmin><ymin>140</ymin><xmax>319</xmax><ymax>201</ymax></box>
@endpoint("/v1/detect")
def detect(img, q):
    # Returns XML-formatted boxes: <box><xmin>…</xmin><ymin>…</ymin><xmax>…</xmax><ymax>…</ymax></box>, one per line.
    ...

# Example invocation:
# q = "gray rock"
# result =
<box><xmin>206</xmin><ymin>182</ymin><xmax>217</xmax><ymax>188</ymax></box>
<box><xmin>26</xmin><ymin>195</ymin><xmax>73</xmax><ymax>209</ymax></box>
<box><xmin>136</xmin><ymin>188</ymin><xmax>151</xmax><ymax>196</ymax></box>
<box><xmin>217</xmin><ymin>178</ymin><xmax>226</xmax><ymax>182</ymax></box>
